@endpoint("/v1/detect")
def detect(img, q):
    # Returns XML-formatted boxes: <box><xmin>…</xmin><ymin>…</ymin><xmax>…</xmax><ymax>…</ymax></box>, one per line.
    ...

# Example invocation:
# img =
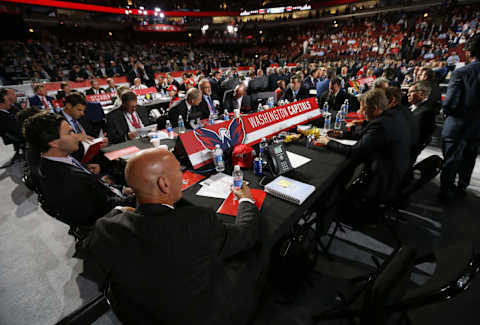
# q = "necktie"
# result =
<box><xmin>130</xmin><ymin>113</ymin><xmax>141</xmax><ymax>128</ymax></box>
<box><xmin>71</xmin><ymin>119</ymin><xmax>82</xmax><ymax>134</ymax></box>
<box><xmin>207</xmin><ymin>96</ymin><xmax>217</xmax><ymax>114</ymax></box>
<box><xmin>71</xmin><ymin>157</ymin><xmax>125</xmax><ymax>198</ymax></box>
<box><xmin>41</xmin><ymin>97</ymin><xmax>49</xmax><ymax>109</ymax></box>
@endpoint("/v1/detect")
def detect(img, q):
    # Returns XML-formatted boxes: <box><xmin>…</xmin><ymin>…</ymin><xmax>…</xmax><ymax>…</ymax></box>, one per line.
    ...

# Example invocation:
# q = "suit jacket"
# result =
<box><xmin>443</xmin><ymin>61</ymin><xmax>480</xmax><ymax>120</ymax></box>
<box><xmin>0</xmin><ymin>109</ymin><xmax>24</xmax><ymax>146</ymax></box>
<box><xmin>282</xmin><ymin>86</ymin><xmax>310</xmax><ymax>102</ymax></box>
<box><xmin>85</xmin><ymin>87</ymin><xmax>106</xmax><ymax>96</ymax></box>
<box><xmin>79</xmin><ymin>200</ymin><xmax>260</xmax><ymax>325</ymax></box>
<box><xmin>36</xmin><ymin>158</ymin><xmax>133</xmax><ymax>226</ymax></box>
<box><xmin>105</xmin><ymin>107</ymin><xmax>151</xmax><ymax>144</ymax></box>
<box><xmin>60</xmin><ymin>111</ymin><xmax>97</xmax><ymax>160</ymax></box>
<box><xmin>318</xmin><ymin>89</ymin><xmax>360</xmax><ymax>112</ymax></box>
<box><xmin>208</xmin><ymin>78</ymin><xmax>222</xmax><ymax>101</ymax></box>
<box><xmin>327</xmin><ymin>109</ymin><xmax>412</xmax><ymax>202</ymax></box>
<box><xmin>267</xmin><ymin>73</ymin><xmax>281</xmax><ymax>92</ymax></box>
<box><xmin>302</xmin><ymin>76</ymin><xmax>317</xmax><ymax>91</ymax></box>
<box><xmin>106</xmin><ymin>65</ymin><xmax>125</xmax><ymax>77</ymax></box>
<box><xmin>222</xmin><ymin>90</ymin><xmax>252</xmax><ymax>113</ymax></box>
<box><xmin>410</xmin><ymin>101</ymin><xmax>436</xmax><ymax>150</ymax></box>
<box><xmin>96</xmin><ymin>68</ymin><xmax>108</xmax><ymax>79</ymax></box>
<box><xmin>198</xmin><ymin>97</ymin><xmax>217</xmax><ymax>118</ymax></box>
<box><xmin>167</xmin><ymin>99</ymin><xmax>203</xmax><ymax>129</ymax></box>
<box><xmin>28</xmin><ymin>95</ymin><xmax>54</xmax><ymax>110</ymax></box>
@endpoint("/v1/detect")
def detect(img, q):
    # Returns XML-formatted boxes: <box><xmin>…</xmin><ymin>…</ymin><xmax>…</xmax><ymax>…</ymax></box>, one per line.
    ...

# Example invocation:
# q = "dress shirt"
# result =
<box><xmin>236</xmin><ymin>96</ymin><xmax>243</xmax><ymax>109</ymax></box>
<box><xmin>203</xmin><ymin>95</ymin><xmax>217</xmax><ymax>114</ymax></box>
<box><xmin>131</xmin><ymin>85</ymin><xmax>148</xmax><ymax>90</ymax></box>
<box><xmin>124</xmin><ymin>111</ymin><xmax>144</xmax><ymax>132</ymax></box>
<box><xmin>410</xmin><ymin>98</ymin><xmax>428</xmax><ymax>112</ymax></box>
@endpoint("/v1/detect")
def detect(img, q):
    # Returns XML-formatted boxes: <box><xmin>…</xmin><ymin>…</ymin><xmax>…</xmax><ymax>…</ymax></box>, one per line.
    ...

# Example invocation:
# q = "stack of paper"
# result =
<box><xmin>196</xmin><ymin>173</ymin><xmax>234</xmax><ymax>199</ymax></box>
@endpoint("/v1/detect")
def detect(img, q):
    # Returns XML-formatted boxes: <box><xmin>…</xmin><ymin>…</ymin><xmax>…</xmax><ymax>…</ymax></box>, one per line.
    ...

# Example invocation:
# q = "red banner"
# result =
<box><xmin>132</xmin><ymin>87</ymin><xmax>157</xmax><ymax>96</ymax></box>
<box><xmin>85</xmin><ymin>92</ymin><xmax>114</xmax><ymax>103</ymax></box>
<box><xmin>133</xmin><ymin>24</ymin><xmax>186</xmax><ymax>32</ymax></box>
<box><xmin>179</xmin><ymin>97</ymin><xmax>321</xmax><ymax>169</ymax></box>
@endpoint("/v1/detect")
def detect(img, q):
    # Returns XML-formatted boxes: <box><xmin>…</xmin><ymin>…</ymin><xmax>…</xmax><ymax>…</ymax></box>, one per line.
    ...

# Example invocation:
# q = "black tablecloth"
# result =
<box><xmin>101</xmin><ymin>138</ymin><xmax>350</xmax><ymax>250</ymax></box>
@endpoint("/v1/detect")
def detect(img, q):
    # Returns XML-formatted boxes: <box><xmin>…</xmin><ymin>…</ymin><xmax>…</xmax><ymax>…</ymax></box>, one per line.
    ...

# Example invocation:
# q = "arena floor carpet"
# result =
<box><xmin>0</xmin><ymin>144</ymin><xmax>479</xmax><ymax>325</ymax></box>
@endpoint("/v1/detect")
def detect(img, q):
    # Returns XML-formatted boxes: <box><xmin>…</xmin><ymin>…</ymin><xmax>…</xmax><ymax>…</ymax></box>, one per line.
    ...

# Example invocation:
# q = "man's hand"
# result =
<box><xmin>127</xmin><ymin>132</ymin><xmax>138</xmax><ymax>140</ymax></box>
<box><xmin>78</xmin><ymin>134</ymin><xmax>95</xmax><ymax>142</ymax></box>
<box><xmin>101</xmin><ymin>136</ymin><xmax>109</xmax><ymax>148</ymax></box>
<box><xmin>231</xmin><ymin>183</ymin><xmax>253</xmax><ymax>201</ymax></box>
<box><xmin>87</xmin><ymin>164</ymin><xmax>101</xmax><ymax>175</ymax></box>
<box><xmin>123</xmin><ymin>187</ymin><xmax>134</xmax><ymax>196</ymax></box>
<box><xmin>326</xmin><ymin>129</ymin><xmax>342</xmax><ymax>138</ymax></box>
<box><xmin>314</xmin><ymin>136</ymin><xmax>330</xmax><ymax>146</ymax></box>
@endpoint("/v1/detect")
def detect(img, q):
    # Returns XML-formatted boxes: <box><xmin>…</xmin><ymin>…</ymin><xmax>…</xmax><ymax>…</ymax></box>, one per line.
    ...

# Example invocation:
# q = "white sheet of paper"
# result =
<box><xmin>286</xmin><ymin>151</ymin><xmax>311</xmax><ymax>169</ymax></box>
<box><xmin>197</xmin><ymin>173</ymin><xmax>234</xmax><ymax>199</ymax></box>
<box><xmin>332</xmin><ymin>139</ymin><xmax>357</xmax><ymax>146</ymax></box>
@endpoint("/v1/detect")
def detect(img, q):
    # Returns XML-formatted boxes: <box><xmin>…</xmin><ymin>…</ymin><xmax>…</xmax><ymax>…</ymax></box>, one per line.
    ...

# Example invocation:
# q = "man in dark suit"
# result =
<box><xmin>208</xmin><ymin>71</ymin><xmax>223</xmax><ymax>101</ymax></box>
<box><xmin>60</xmin><ymin>93</ymin><xmax>108</xmax><ymax>161</ymax></box>
<box><xmin>248</xmin><ymin>69</ymin><xmax>268</xmax><ymax>94</ymax></box>
<box><xmin>85</xmin><ymin>79</ymin><xmax>106</xmax><ymax>96</ymax></box>
<box><xmin>168</xmin><ymin>88</ymin><xmax>203</xmax><ymax>129</ymax></box>
<box><xmin>127</xmin><ymin>62</ymin><xmax>151</xmax><ymax>87</ymax></box>
<box><xmin>23</xmin><ymin>112</ymin><xmax>134</xmax><ymax>227</ymax></box>
<box><xmin>56</xmin><ymin>82</ymin><xmax>77</xmax><ymax>101</ymax></box>
<box><xmin>106</xmin><ymin>61</ymin><xmax>125</xmax><ymax>77</ymax></box>
<box><xmin>96</xmin><ymin>62</ymin><xmax>108</xmax><ymax>79</ymax></box>
<box><xmin>69</xmin><ymin>65</ymin><xmax>87</xmax><ymax>82</ymax></box>
<box><xmin>28</xmin><ymin>84</ymin><xmax>55</xmax><ymax>111</ymax></box>
<box><xmin>223</xmin><ymin>84</ymin><xmax>252</xmax><ymax>113</ymax></box>
<box><xmin>418</xmin><ymin>67</ymin><xmax>442</xmax><ymax>112</ymax></box>
<box><xmin>318</xmin><ymin>77</ymin><xmax>360</xmax><ymax>112</ymax></box>
<box><xmin>0</xmin><ymin>89</ymin><xmax>24</xmax><ymax>166</ymax></box>
<box><xmin>407</xmin><ymin>81</ymin><xmax>437</xmax><ymax>156</ymax></box>
<box><xmin>267</xmin><ymin>67</ymin><xmax>281</xmax><ymax>92</ymax></box>
<box><xmin>440</xmin><ymin>34</ymin><xmax>480</xmax><ymax>200</ymax></box>
<box><xmin>316</xmin><ymin>89</ymin><xmax>412</xmax><ymax>221</ymax></box>
<box><xmin>282</xmin><ymin>76</ymin><xmax>310</xmax><ymax>102</ymax></box>
<box><xmin>106</xmin><ymin>91</ymin><xmax>151</xmax><ymax>144</ymax></box>
<box><xmin>302</xmin><ymin>68</ymin><xmax>319</xmax><ymax>91</ymax></box>
<box><xmin>79</xmin><ymin>148</ymin><xmax>261</xmax><ymax>325</ymax></box>
<box><xmin>198</xmin><ymin>79</ymin><xmax>218</xmax><ymax>117</ymax></box>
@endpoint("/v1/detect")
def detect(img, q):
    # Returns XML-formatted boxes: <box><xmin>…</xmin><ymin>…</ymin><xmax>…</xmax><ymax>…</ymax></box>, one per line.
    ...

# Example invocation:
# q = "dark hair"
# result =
<box><xmin>420</xmin><ymin>67</ymin><xmax>435</xmax><ymax>81</ymax></box>
<box><xmin>466</xmin><ymin>33</ymin><xmax>480</xmax><ymax>58</ymax></box>
<box><xmin>16</xmin><ymin>106</ymin><xmax>42</xmax><ymax>130</ymax></box>
<box><xmin>65</xmin><ymin>93</ymin><xmax>87</xmax><ymax>107</ymax></box>
<box><xmin>0</xmin><ymin>88</ymin><xmax>7</xmax><ymax>104</ymax></box>
<box><xmin>121</xmin><ymin>91</ymin><xmax>137</xmax><ymax>105</ymax></box>
<box><xmin>23</xmin><ymin>112</ymin><xmax>65</xmax><ymax>153</ymax></box>
<box><xmin>60</xmin><ymin>82</ymin><xmax>69</xmax><ymax>90</ymax></box>
<box><xmin>330</xmin><ymin>77</ymin><xmax>342</xmax><ymax>87</ymax></box>
<box><xmin>384</xmin><ymin>87</ymin><xmax>402</xmax><ymax>106</ymax></box>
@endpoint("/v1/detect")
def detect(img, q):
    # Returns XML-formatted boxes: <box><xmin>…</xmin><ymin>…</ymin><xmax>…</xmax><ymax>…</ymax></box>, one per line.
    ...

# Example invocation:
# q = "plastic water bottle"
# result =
<box><xmin>323</xmin><ymin>102</ymin><xmax>329</xmax><ymax>115</ymax></box>
<box><xmin>344</xmin><ymin>99</ymin><xmax>349</xmax><ymax>112</ymax></box>
<box><xmin>259</xmin><ymin>137</ymin><xmax>268</xmax><ymax>160</ymax></box>
<box><xmin>233</xmin><ymin>165</ymin><xmax>243</xmax><ymax>190</ymax></box>
<box><xmin>209</xmin><ymin>112</ymin><xmax>215</xmax><ymax>125</ymax></box>
<box><xmin>324</xmin><ymin>113</ymin><xmax>331</xmax><ymax>130</ymax></box>
<box><xmin>334</xmin><ymin>111</ymin><xmax>342</xmax><ymax>130</ymax></box>
<box><xmin>267</xmin><ymin>97</ymin><xmax>274</xmax><ymax>108</ymax></box>
<box><xmin>257</xmin><ymin>103</ymin><xmax>263</xmax><ymax>112</ymax></box>
<box><xmin>224</xmin><ymin>109</ymin><xmax>229</xmax><ymax>121</ymax></box>
<box><xmin>213</xmin><ymin>144</ymin><xmax>225</xmax><ymax>172</ymax></box>
<box><xmin>165</xmin><ymin>119</ymin><xmax>174</xmax><ymax>139</ymax></box>
<box><xmin>178</xmin><ymin>115</ymin><xmax>185</xmax><ymax>134</ymax></box>
<box><xmin>196</xmin><ymin>117</ymin><xmax>202</xmax><ymax>129</ymax></box>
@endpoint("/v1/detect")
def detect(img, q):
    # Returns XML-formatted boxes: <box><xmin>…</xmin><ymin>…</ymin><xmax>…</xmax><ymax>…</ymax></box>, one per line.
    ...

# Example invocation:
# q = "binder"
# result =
<box><xmin>264</xmin><ymin>176</ymin><xmax>315</xmax><ymax>205</ymax></box>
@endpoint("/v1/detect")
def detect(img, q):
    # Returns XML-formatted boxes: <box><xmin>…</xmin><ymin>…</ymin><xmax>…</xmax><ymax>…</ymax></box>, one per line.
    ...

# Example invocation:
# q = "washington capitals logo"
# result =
<box><xmin>194</xmin><ymin>118</ymin><xmax>246</xmax><ymax>151</ymax></box>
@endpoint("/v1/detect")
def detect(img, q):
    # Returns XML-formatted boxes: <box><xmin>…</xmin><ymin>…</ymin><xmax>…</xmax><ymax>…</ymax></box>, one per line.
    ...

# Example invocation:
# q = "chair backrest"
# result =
<box><xmin>360</xmin><ymin>246</ymin><xmax>417</xmax><ymax>325</ymax></box>
<box><xmin>401</xmin><ymin>155</ymin><xmax>443</xmax><ymax>198</ymax></box>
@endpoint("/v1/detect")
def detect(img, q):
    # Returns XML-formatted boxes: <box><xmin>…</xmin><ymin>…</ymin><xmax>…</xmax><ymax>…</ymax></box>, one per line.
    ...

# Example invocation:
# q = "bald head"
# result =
<box><xmin>125</xmin><ymin>149</ymin><xmax>183</xmax><ymax>205</ymax></box>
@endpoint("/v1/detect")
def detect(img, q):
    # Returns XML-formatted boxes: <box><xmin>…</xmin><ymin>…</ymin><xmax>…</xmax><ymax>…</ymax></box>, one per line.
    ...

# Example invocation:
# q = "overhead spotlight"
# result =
<box><xmin>139</xmin><ymin>6</ymin><xmax>144</xmax><ymax>10</ymax></box>
<box><xmin>28</xmin><ymin>28</ymin><xmax>34</xmax><ymax>33</ymax></box>
<box><xmin>334</xmin><ymin>20</ymin><xmax>337</xmax><ymax>24</ymax></box>
<box><xmin>188</xmin><ymin>33</ymin><xmax>192</xmax><ymax>37</ymax></box>
<box><xmin>259</xmin><ymin>30</ymin><xmax>263</xmax><ymax>34</ymax></box>
<box><xmin>334</xmin><ymin>23</ymin><xmax>338</xmax><ymax>28</ymax></box>
<box><xmin>234</xmin><ymin>26</ymin><xmax>238</xmax><ymax>32</ymax></box>
<box><xmin>159</xmin><ymin>12</ymin><xmax>165</xmax><ymax>18</ymax></box>
<box><xmin>201</xmin><ymin>24</ymin><xmax>209</xmax><ymax>31</ymax></box>
<box><xmin>143</xmin><ymin>11</ymin><xmax>148</xmax><ymax>15</ymax></box>
<box><xmin>227</xmin><ymin>25</ymin><xmax>234</xmax><ymax>33</ymax></box>
<box><xmin>155</xmin><ymin>7</ymin><xmax>161</xmax><ymax>11</ymax></box>
<box><xmin>108</xmin><ymin>32</ymin><xmax>113</xmax><ymax>36</ymax></box>
<box><xmin>74</xmin><ymin>23</ymin><xmax>78</xmax><ymax>28</ymax></box>
<box><xmin>424</xmin><ymin>13</ymin><xmax>428</xmax><ymax>17</ymax></box>
<box><xmin>60</xmin><ymin>21</ymin><xmax>64</xmax><ymax>25</ymax></box>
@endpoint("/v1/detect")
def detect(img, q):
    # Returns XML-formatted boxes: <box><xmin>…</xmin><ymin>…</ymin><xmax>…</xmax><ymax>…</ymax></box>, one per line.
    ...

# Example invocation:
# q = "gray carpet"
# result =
<box><xmin>1</xmin><ymin>142</ymin><xmax>479</xmax><ymax>325</ymax></box>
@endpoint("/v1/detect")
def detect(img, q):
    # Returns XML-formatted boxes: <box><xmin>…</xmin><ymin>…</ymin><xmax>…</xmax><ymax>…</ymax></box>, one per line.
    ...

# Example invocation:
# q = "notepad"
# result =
<box><xmin>264</xmin><ymin>176</ymin><xmax>315</xmax><ymax>205</ymax></box>
<box><xmin>332</xmin><ymin>139</ymin><xmax>357</xmax><ymax>146</ymax></box>
<box><xmin>81</xmin><ymin>137</ymin><xmax>104</xmax><ymax>163</ymax></box>
<box><xmin>217</xmin><ymin>189</ymin><xmax>266</xmax><ymax>216</ymax></box>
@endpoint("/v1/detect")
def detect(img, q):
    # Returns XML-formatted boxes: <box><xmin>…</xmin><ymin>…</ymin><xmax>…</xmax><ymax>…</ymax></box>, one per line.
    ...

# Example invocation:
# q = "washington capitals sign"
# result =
<box><xmin>193</xmin><ymin>118</ymin><xmax>246</xmax><ymax>152</ymax></box>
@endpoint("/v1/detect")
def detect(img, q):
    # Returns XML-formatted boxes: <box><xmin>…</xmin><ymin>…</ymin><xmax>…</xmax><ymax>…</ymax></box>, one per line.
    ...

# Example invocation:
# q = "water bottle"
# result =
<box><xmin>323</xmin><ymin>102</ymin><xmax>329</xmax><ymax>115</ymax></box>
<box><xmin>196</xmin><ymin>117</ymin><xmax>202</xmax><ymax>129</ymax></box>
<box><xmin>324</xmin><ymin>113</ymin><xmax>331</xmax><ymax>131</ymax></box>
<box><xmin>344</xmin><ymin>99</ymin><xmax>349</xmax><ymax>112</ymax></box>
<box><xmin>224</xmin><ymin>109</ymin><xmax>229</xmax><ymax>121</ymax></box>
<box><xmin>213</xmin><ymin>144</ymin><xmax>225</xmax><ymax>172</ymax></box>
<box><xmin>178</xmin><ymin>115</ymin><xmax>185</xmax><ymax>134</ymax></box>
<box><xmin>165</xmin><ymin>119</ymin><xmax>174</xmax><ymax>139</ymax></box>
<box><xmin>233</xmin><ymin>165</ymin><xmax>243</xmax><ymax>190</ymax></box>
<box><xmin>268</xmin><ymin>97</ymin><xmax>274</xmax><ymax>108</ymax></box>
<box><xmin>334</xmin><ymin>111</ymin><xmax>342</xmax><ymax>130</ymax></box>
<box><xmin>209</xmin><ymin>112</ymin><xmax>215</xmax><ymax>125</ymax></box>
<box><xmin>259</xmin><ymin>137</ymin><xmax>268</xmax><ymax>160</ymax></box>
<box><xmin>257</xmin><ymin>103</ymin><xmax>263</xmax><ymax>112</ymax></box>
